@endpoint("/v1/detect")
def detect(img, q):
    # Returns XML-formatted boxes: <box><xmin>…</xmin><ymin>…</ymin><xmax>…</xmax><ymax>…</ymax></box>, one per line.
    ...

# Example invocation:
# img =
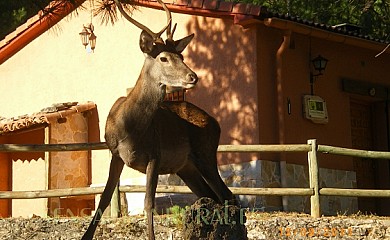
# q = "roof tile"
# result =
<box><xmin>190</xmin><ymin>0</ymin><xmax>204</xmax><ymax>8</ymax></box>
<box><xmin>232</xmin><ymin>3</ymin><xmax>248</xmax><ymax>14</ymax></box>
<box><xmin>249</xmin><ymin>5</ymin><xmax>264</xmax><ymax>16</ymax></box>
<box><xmin>202</xmin><ymin>0</ymin><xmax>217</xmax><ymax>10</ymax></box>
<box><xmin>174</xmin><ymin>0</ymin><xmax>189</xmax><ymax>6</ymax></box>
<box><xmin>217</xmin><ymin>1</ymin><xmax>233</xmax><ymax>12</ymax></box>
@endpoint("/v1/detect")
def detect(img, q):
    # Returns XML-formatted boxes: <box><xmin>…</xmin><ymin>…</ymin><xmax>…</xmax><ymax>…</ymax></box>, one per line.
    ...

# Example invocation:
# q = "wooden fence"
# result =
<box><xmin>1</xmin><ymin>139</ymin><xmax>390</xmax><ymax>218</ymax></box>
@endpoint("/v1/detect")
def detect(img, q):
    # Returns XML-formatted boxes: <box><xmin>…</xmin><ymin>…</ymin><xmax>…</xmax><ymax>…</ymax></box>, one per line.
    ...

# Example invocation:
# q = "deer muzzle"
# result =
<box><xmin>183</xmin><ymin>72</ymin><xmax>198</xmax><ymax>87</ymax></box>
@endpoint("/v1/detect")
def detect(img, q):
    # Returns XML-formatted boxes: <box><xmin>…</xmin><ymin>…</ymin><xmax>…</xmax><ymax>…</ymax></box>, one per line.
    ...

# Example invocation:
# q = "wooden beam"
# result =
<box><xmin>217</xmin><ymin>144</ymin><xmax>311</xmax><ymax>152</ymax></box>
<box><xmin>0</xmin><ymin>142</ymin><xmax>108</xmax><ymax>152</ymax></box>
<box><xmin>0</xmin><ymin>185</ymin><xmax>313</xmax><ymax>199</ymax></box>
<box><xmin>308</xmin><ymin>139</ymin><xmax>320</xmax><ymax>218</ymax></box>
<box><xmin>0</xmin><ymin>143</ymin><xmax>311</xmax><ymax>153</ymax></box>
<box><xmin>0</xmin><ymin>186</ymin><xmax>105</xmax><ymax>199</ymax></box>
<box><xmin>318</xmin><ymin>145</ymin><xmax>390</xmax><ymax>159</ymax></box>
<box><xmin>320</xmin><ymin>188</ymin><xmax>390</xmax><ymax>197</ymax></box>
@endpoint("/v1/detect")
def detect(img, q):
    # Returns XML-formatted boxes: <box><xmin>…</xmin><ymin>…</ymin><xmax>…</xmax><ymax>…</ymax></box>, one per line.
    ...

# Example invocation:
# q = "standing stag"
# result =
<box><xmin>82</xmin><ymin>0</ymin><xmax>236</xmax><ymax>239</ymax></box>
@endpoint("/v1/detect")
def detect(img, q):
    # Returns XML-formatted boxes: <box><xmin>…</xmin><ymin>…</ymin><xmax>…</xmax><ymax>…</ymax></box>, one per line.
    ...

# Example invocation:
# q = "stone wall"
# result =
<box><xmin>49</xmin><ymin>112</ymin><xmax>90</xmax><ymax>216</ymax></box>
<box><xmin>284</xmin><ymin>163</ymin><xmax>357</xmax><ymax>215</ymax></box>
<box><xmin>157</xmin><ymin>159</ymin><xmax>357</xmax><ymax>215</ymax></box>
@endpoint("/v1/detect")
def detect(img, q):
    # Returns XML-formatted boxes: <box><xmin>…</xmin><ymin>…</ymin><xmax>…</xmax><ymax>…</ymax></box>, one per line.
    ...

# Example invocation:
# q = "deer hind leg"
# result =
<box><xmin>177</xmin><ymin>161</ymin><xmax>220</xmax><ymax>202</ymax></box>
<box><xmin>82</xmin><ymin>155</ymin><xmax>124</xmax><ymax>240</ymax></box>
<box><xmin>191</xmin><ymin>153</ymin><xmax>235</xmax><ymax>204</ymax></box>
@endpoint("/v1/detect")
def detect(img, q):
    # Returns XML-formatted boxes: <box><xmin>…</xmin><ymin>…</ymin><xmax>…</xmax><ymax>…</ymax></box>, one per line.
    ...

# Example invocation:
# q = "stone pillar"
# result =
<box><xmin>48</xmin><ymin>112</ymin><xmax>89</xmax><ymax>216</ymax></box>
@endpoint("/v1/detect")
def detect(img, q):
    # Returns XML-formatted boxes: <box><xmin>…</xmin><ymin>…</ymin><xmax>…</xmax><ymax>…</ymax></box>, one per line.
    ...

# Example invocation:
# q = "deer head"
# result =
<box><xmin>115</xmin><ymin>0</ymin><xmax>198</xmax><ymax>93</ymax></box>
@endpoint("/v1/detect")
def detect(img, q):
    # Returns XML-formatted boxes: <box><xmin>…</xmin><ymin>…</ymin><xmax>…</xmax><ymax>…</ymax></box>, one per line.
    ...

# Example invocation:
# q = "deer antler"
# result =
<box><xmin>156</xmin><ymin>0</ymin><xmax>176</xmax><ymax>41</ymax></box>
<box><xmin>114</xmin><ymin>0</ymin><xmax>172</xmax><ymax>44</ymax></box>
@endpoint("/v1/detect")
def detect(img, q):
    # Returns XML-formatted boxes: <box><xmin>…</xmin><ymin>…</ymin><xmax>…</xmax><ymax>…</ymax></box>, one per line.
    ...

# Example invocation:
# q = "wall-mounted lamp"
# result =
<box><xmin>79</xmin><ymin>23</ymin><xmax>97</xmax><ymax>52</ymax></box>
<box><xmin>310</xmin><ymin>55</ymin><xmax>328</xmax><ymax>95</ymax></box>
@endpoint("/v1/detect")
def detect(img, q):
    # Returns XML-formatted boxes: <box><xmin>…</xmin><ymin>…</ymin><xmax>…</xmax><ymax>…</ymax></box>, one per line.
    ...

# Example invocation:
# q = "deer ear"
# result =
<box><xmin>174</xmin><ymin>33</ymin><xmax>194</xmax><ymax>53</ymax></box>
<box><xmin>139</xmin><ymin>30</ymin><xmax>154</xmax><ymax>53</ymax></box>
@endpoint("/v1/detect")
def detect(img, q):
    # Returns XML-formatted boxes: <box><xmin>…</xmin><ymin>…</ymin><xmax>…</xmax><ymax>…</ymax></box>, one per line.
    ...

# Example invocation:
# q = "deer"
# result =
<box><xmin>81</xmin><ymin>0</ymin><xmax>236</xmax><ymax>239</ymax></box>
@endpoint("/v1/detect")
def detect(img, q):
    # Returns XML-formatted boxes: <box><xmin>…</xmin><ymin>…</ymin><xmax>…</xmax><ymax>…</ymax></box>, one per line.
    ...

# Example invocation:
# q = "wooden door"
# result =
<box><xmin>350</xmin><ymin>99</ymin><xmax>377</xmax><ymax>213</ymax></box>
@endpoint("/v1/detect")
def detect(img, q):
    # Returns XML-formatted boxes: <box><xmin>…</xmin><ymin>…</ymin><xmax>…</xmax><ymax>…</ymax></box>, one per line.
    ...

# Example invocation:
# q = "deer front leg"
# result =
<box><xmin>144</xmin><ymin>158</ymin><xmax>159</xmax><ymax>240</ymax></box>
<box><xmin>82</xmin><ymin>155</ymin><xmax>124</xmax><ymax>240</ymax></box>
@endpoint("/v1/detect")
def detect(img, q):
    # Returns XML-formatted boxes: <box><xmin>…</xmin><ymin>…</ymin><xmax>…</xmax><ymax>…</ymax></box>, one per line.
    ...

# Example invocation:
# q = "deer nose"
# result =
<box><xmin>186</xmin><ymin>73</ymin><xmax>198</xmax><ymax>85</ymax></box>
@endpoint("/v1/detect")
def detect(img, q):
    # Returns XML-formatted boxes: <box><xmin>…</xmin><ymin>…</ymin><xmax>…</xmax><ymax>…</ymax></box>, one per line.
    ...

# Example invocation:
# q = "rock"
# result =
<box><xmin>183</xmin><ymin>197</ymin><xmax>247</xmax><ymax>240</ymax></box>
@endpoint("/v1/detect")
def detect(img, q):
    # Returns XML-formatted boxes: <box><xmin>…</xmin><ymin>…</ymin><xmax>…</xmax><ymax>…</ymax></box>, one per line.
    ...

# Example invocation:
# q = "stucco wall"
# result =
<box><xmin>1</xmin><ymin>1</ymin><xmax>389</xmax><ymax>216</ymax></box>
<box><xmin>0</xmin><ymin>3</ymin><xmax>260</xmax><ymax>186</ymax></box>
<box><xmin>12</xmin><ymin>158</ymin><xmax>47</xmax><ymax>217</ymax></box>
<box><xmin>261</xmin><ymin>27</ymin><xmax>390</xmax><ymax>169</ymax></box>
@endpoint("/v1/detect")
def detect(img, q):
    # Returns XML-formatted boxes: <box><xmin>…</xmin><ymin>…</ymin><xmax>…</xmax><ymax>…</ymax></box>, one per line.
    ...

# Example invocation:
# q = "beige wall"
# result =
<box><xmin>184</xmin><ymin>16</ymin><xmax>260</xmax><ymax>164</ymax></box>
<box><xmin>0</xmin><ymin>4</ymin><xmax>259</xmax><ymax>185</ymax></box>
<box><xmin>12</xmin><ymin>159</ymin><xmax>47</xmax><ymax>217</ymax></box>
<box><xmin>2</xmin><ymin>1</ymin><xmax>389</xmax><ymax>215</ymax></box>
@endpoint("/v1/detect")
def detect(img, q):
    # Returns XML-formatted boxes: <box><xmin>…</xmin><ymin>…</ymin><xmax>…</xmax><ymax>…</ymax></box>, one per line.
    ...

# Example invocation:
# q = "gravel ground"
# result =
<box><xmin>0</xmin><ymin>212</ymin><xmax>390</xmax><ymax>239</ymax></box>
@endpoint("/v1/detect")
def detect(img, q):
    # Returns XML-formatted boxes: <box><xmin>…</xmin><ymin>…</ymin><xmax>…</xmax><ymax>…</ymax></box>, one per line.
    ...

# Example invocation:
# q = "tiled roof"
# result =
<box><xmin>139</xmin><ymin>0</ymin><xmax>388</xmax><ymax>45</ymax></box>
<box><xmin>271</xmin><ymin>13</ymin><xmax>389</xmax><ymax>45</ymax></box>
<box><xmin>0</xmin><ymin>102</ymin><xmax>96</xmax><ymax>135</ymax></box>
<box><xmin>135</xmin><ymin>0</ymin><xmax>268</xmax><ymax>23</ymax></box>
<box><xmin>0</xmin><ymin>0</ymin><xmax>388</xmax><ymax>65</ymax></box>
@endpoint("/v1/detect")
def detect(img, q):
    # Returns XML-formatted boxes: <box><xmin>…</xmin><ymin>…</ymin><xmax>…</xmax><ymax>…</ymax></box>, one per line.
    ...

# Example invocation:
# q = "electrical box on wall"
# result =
<box><xmin>303</xmin><ymin>95</ymin><xmax>329</xmax><ymax>124</ymax></box>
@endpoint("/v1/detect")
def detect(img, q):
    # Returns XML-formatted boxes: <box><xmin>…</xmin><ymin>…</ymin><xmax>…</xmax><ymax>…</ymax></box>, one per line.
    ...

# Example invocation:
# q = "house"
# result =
<box><xmin>0</xmin><ymin>0</ymin><xmax>389</xmax><ymax>217</ymax></box>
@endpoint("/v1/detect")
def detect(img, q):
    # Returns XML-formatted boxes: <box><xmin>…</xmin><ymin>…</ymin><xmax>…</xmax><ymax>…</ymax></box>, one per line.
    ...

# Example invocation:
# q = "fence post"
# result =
<box><xmin>308</xmin><ymin>139</ymin><xmax>320</xmax><ymax>217</ymax></box>
<box><xmin>110</xmin><ymin>181</ymin><xmax>121</xmax><ymax>218</ymax></box>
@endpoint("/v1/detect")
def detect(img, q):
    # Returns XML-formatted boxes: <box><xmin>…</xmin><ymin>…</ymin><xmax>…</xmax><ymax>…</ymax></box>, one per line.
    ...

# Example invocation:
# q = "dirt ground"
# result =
<box><xmin>0</xmin><ymin>212</ymin><xmax>389</xmax><ymax>239</ymax></box>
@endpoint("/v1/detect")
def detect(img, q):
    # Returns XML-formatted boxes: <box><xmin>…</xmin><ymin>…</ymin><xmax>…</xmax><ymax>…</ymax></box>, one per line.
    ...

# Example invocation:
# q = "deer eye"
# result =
<box><xmin>160</xmin><ymin>57</ymin><xmax>168</xmax><ymax>62</ymax></box>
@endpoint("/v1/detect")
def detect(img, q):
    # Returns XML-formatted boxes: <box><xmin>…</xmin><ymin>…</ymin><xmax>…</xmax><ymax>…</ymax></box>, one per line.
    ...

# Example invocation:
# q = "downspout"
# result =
<box><xmin>276</xmin><ymin>30</ymin><xmax>291</xmax><ymax>211</ymax></box>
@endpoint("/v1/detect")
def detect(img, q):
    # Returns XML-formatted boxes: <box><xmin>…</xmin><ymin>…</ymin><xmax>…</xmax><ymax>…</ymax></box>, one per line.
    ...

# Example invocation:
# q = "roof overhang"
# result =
<box><xmin>135</xmin><ymin>0</ymin><xmax>267</xmax><ymax>24</ymax></box>
<box><xmin>0</xmin><ymin>0</ymin><xmax>86</xmax><ymax>65</ymax></box>
<box><xmin>0</xmin><ymin>102</ymin><xmax>96</xmax><ymax>135</ymax></box>
<box><xmin>264</xmin><ymin>17</ymin><xmax>389</xmax><ymax>55</ymax></box>
<box><xmin>0</xmin><ymin>0</ymin><xmax>388</xmax><ymax>65</ymax></box>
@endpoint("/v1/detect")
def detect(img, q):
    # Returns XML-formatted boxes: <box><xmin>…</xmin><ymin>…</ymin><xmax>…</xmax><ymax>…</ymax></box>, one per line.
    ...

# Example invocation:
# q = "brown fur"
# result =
<box><xmin>82</xmin><ymin>23</ymin><xmax>235</xmax><ymax>240</ymax></box>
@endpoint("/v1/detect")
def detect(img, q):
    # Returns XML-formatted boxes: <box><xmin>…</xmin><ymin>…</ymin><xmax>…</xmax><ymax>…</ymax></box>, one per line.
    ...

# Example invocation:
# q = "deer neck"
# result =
<box><xmin>120</xmin><ymin>62</ymin><xmax>165</xmax><ymax>136</ymax></box>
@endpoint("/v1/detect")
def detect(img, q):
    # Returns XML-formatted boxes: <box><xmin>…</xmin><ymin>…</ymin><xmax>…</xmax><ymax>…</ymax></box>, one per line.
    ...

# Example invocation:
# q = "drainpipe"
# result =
<box><xmin>276</xmin><ymin>30</ymin><xmax>291</xmax><ymax>212</ymax></box>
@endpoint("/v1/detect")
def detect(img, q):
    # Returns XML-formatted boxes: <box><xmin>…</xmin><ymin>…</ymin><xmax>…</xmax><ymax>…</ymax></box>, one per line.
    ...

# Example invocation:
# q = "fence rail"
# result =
<box><xmin>0</xmin><ymin>143</ymin><xmax>311</xmax><ymax>153</ymax></box>
<box><xmin>317</xmin><ymin>144</ymin><xmax>390</xmax><ymax>159</ymax></box>
<box><xmin>0</xmin><ymin>185</ymin><xmax>314</xmax><ymax>199</ymax></box>
<box><xmin>1</xmin><ymin>139</ymin><xmax>390</xmax><ymax>218</ymax></box>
